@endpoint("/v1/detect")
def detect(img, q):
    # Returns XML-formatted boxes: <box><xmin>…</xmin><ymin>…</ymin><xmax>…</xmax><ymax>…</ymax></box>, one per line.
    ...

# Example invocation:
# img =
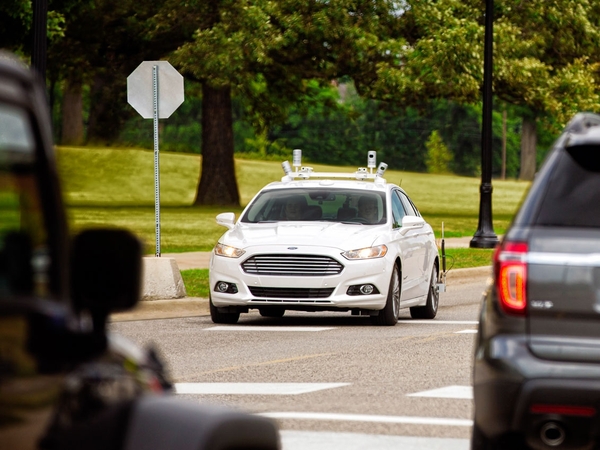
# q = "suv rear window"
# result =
<box><xmin>535</xmin><ymin>145</ymin><xmax>600</xmax><ymax>227</ymax></box>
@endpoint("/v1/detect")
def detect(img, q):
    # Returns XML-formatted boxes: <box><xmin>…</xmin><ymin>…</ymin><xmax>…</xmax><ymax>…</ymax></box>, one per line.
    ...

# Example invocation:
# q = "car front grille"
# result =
<box><xmin>248</xmin><ymin>287</ymin><xmax>335</xmax><ymax>299</ymax></box>
<box><xmin>241</xmin><ymin>254</ymin><xmax>344</xmax><ymax>276</ymax></box>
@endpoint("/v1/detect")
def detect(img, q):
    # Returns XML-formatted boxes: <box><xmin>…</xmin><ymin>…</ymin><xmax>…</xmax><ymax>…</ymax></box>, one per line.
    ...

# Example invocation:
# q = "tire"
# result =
<box><xmin>371</xmin><ymin>264</ymin><xmax>400</xmax><ymax>326</ymax></box>
<box><xmin>209</xmin><ymin>295</ymin><xmax>240</xmax><ymax>324</ymax></box>
<box><xmin>410</xmin><ymin>264</ymin><xmax>439</xmax><ymax>319</ymax></box>
<box><xmin>259</xmin><ymin>307</ymin><xmax>285</xmax><ymax>318</ymax></box>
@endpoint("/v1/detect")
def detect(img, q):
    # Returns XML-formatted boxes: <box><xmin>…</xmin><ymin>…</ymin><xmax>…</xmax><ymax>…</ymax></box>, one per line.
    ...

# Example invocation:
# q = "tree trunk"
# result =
<box><xmin>519</xmin><ymin>117</ymin><xmax>537</xmax><ymax>181</ymax></box>
<box><xmin>87</xmin><ymin>72</ymin><xmax>129</xmax><ymax>144</ymax></box>
<box><xmin>194</xmin><ymin>84</ymin><xmax>240</xmax><ymax>206</ymax></box>
<box><xmin>61</xmin><ymin>77</ymin><xmax>85</xmax><ymax>145</ymax></box>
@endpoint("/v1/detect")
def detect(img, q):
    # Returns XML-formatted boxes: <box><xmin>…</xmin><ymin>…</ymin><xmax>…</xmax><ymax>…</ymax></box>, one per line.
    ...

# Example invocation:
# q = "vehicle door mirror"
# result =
<box><xmin>400</xmin><ymin>216</ymin><xmax>425</xmax><ymax>233</ymax></box>
<box><xmin>70</xmin><ymin>229</ymin><xmax>143</xmax><ymax>319</ymax></box>
<box><xmin>216</xmin><ymin>212</ymin><xmax>235</xmax><ymax>230</ymax></box>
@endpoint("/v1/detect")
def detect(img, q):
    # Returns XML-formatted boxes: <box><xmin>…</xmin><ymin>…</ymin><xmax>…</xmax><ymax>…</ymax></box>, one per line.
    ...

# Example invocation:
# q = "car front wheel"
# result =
<box><xmin>371</xmin><ymin>264</ymin><xmax>400</xmax><ymax>326</ymax></box>
<box><xmin>410</xmin><ymin>264</ymin><xmax>439</xmax><ymax>319</ymax></box>
<box><xmin>209</xmin><ymin>295</ymin><xmax>240</xmax><ymax>324</ymax></box>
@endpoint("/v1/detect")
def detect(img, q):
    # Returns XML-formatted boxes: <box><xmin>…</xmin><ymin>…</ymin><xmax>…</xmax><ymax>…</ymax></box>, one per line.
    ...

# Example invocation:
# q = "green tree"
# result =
<box><xmin>162</xmin><ymin>0</ymin><xmax>405</xmax><ymax>206</ymax></box>
<box><xmin>0</xmin><ymin>0</ymin><xmax>71</xmax><ymax>54</ymax></box>
<box><xmin>425</xmin><ymin>130</ymin><xmax>453</xmax><ymax>174</ymax></box>
<box><xmin>371</xmin><ymin>0</ymin><xmax>600</xmax><ymax>180</ymax></box>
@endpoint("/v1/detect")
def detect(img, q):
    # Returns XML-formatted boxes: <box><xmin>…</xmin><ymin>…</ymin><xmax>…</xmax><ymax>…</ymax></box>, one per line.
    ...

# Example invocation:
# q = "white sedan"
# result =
<box><xmin>209</xmin><ymin>153</ymin><xmax>443</xmax><ymax>325</ymax></box>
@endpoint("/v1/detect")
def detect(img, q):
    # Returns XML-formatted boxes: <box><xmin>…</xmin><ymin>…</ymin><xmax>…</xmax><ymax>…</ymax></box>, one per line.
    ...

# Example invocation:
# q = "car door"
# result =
<box><xmin>398</xmin><ymin>190</ymin><xmax>433</xmax><ymax>297</ymax></box>
<box><xmin>390</xmin><ymin>189</ymin><xmax>421</xmax><ymax>300</ymax></box>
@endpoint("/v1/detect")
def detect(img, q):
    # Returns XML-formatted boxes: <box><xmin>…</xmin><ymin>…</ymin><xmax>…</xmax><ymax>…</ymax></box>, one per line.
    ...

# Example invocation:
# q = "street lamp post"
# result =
<box><xmin>31</xmin><ymin>0</ymin><xmax>48</xmax><ymax>84</ymax></box>
<box><xmin>470</xmin><ymin>0</ymin><xmax>499</xmax><ymax>249</ymax></box>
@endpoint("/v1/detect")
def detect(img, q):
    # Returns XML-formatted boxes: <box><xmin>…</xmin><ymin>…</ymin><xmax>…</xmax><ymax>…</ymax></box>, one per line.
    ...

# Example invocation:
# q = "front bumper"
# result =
<box><xmin>209</xmin><ymin>246</ymin><xmax>392</xmax><ymax>312</ymax></box>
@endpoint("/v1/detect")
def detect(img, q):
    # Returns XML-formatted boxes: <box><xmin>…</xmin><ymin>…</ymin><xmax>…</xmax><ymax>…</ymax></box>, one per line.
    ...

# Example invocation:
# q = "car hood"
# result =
<box><xmin>219</xmin><ymin>222</ymin><xmax>387</xmax><ymax>251</ymax></box>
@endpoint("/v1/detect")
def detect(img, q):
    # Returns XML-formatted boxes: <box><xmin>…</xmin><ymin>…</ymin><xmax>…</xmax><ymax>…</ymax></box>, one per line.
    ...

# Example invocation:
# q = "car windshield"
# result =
<box><xmin>241</xmin><ymin>188</ymin><xmax>387</xmax><ymax>224</ymax></box>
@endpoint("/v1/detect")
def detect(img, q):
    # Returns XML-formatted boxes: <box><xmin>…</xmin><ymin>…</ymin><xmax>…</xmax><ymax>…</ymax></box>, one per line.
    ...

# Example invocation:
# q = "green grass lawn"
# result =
<box><xmin>180</xmin><ymin>269</ymin><xmax>210</xmax><ymax>298</ymax></box>
<box><xmin>57</xmin><ymin>146</ymin><xmax>530</xmax><ymax>255</ymax></box>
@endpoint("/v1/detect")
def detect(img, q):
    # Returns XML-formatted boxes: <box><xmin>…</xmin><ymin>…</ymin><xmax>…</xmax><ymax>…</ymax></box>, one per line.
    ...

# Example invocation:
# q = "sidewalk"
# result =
<box><xmin>112</xmin><ymin>236</ymin><xmax>492</xmax><ymax>323</ymax></box>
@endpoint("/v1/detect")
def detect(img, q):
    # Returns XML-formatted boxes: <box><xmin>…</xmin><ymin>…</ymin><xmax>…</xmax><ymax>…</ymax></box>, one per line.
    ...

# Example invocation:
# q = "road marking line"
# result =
<box><xmin>174</xmin><ymin>382</ymin><xmax>349</xmax><ymax>395</ymax></box>
<box><xmin>401</xmin><ymin>320</ymin><xmax>479</xmax><ymax>324</ymax></box>
<box><xmin>206</xmin><ymin>326</ymin><xmax>335</xmax><ymax>331</ymax></box>
<box><xmin>260</xmin><ymin>412</ymin><xmax>472</xmax><ymax>427</ymax></box>
<box><xmin>280</xmin><ymin>430</ymin><xmax>469</xmax><ymax>450</ymax></box>
<box><xmin>455</xmin><ymin>329</ymin><xmax>477</xmax><ymax>334</ymax></box>
<box><xmin>408</xmin><ymin>385</ymin><xmax>473</xmax><ymax>399</ymax></box>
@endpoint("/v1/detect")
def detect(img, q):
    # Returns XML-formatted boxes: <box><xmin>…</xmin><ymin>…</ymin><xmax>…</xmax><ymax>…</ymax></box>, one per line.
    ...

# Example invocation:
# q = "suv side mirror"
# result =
<box><xmin>71</xmin><ymin>229</ymin><xmax>143</xmax><ymax>323</ymax></box>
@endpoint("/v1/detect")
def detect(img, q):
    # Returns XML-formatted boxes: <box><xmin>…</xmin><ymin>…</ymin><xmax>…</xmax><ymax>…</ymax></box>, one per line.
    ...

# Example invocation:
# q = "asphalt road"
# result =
<box><xmin>109</xmin><ymin>268</ymin><xmax>489</xmax><ymax>450</ymax></box>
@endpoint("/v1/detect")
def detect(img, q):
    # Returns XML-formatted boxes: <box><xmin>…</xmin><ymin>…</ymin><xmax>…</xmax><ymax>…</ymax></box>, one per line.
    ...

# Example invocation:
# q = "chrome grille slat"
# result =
<box><xmin>242</xmin><ymin>254</ymin><xmax>344</xmax><ymax>276</ymax></box>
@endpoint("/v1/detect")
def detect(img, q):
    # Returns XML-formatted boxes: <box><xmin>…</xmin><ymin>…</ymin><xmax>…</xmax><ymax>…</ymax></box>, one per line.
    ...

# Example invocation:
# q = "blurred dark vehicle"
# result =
<box><xmin>472</xmin><ymin>113</ymin><xmax>600</xmax><ymax>450</ymax></box>
<box><xmin>0</xmin><ymin>51</ymin><xmax>279</xmax><ymax>450</ymax></box>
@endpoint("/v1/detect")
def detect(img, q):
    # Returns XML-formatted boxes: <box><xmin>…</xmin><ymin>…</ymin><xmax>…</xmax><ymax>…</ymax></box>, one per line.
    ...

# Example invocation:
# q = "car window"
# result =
<box><xmin>398</xmin><ymin>191</ymin><xmax>419</xmax><ymax>217</ymax></box>
<box><xmin>0</xmin><ymin>101</ymin><xmax>50</xmax><ymax>299</ymax></box>
<box><xmin>391</xmin><ymin>190</ymin><xmax>406</xmax><ymax>228</ymax></box>
<box><xmin>534</xmin><ymin>145</ymin><xmax>600</xmax><ymax>227</ymax></box>
<box><xmin>241</xmin><ymin>188</ymin><xmax>386</xmax><ymax>224</ymax></box>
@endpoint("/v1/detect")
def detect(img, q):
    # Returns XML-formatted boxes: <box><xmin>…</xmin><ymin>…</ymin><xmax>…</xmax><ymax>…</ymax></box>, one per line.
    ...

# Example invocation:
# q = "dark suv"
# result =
<box><xmin>472</xmin><ymin>113</ymin><xmax>600</xmax><ymax>450</ymax></box>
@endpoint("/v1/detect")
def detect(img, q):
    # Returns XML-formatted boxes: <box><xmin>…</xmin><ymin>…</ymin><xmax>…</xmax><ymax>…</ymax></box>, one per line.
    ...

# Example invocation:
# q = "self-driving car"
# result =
<box><xmin>209</xmin><ymin>151</ymin><xmax>444</xmax><ymax>325</ymax></box>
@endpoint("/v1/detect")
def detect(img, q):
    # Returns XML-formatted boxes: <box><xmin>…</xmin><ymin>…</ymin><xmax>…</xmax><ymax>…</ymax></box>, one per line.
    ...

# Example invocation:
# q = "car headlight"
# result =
<box><xmin>341</xmin><ymin>244</ymin><xmax>388</xmax><ymax>260</ymax></box>
<box><xmin>214</xmin><ymin>243</ymin><xmax>246</xmax><ymax>258</ymax></box>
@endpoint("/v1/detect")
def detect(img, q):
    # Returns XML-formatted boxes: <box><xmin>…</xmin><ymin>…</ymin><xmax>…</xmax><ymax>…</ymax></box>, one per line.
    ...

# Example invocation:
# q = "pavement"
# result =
<box><xmin>110</xmin><ymin>236</ymin><xmax>493</xmax><ymax>323</ymax></box>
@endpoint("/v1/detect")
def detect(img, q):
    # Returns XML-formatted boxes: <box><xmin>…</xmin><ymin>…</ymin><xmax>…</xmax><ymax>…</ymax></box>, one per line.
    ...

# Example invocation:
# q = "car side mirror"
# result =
<box><xmin>70</xmin><ymin>229</ymin><xmax>143</xmax><ymax>326</ymax></box>
<box><xmin>216</xmin><ymin>212</ymin><xmax>235</xmax><ymax>230</ymax></box>
<box><xmin>400</xmin><ymin>216</ymin><xmax>425</xmax><ymax>233</ymax></box>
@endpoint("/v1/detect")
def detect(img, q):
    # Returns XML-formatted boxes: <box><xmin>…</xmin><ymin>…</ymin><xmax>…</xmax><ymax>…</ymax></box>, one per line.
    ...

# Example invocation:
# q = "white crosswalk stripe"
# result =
<box><xmin>174</xmin><ymin>382</ymin><xmax>349</xmax><ymax>395</ymax></box>
<box><xmin>261</xmin><ymin>411</ymin><xmax>472</xmax><ymax>427</ymax></box>
<box><xmin>206</xmin><ymin>326</ymin><xmax>335</xmax><ymax>331</ymax></box>
<box><xmin>402</xmin><ymin>320</ymin><xmax>479</xmax><ymax>324</ymax></box>
<box><xmin>408</xmin><ymin>385</ymin><xmax>473</xmax><ymax>399</ymax></box>
<box><xmin>280</xmin><ymin>430</ymin><xmax>469</xmax><ymax>450</ymax></box>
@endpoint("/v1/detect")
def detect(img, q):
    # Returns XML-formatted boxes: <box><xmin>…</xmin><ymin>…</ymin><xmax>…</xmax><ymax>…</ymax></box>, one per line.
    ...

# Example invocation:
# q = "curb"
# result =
<box><xmin>110</xmin><ymin>266</ymin><xmax>492</xmax><ymax>323</ymax></box>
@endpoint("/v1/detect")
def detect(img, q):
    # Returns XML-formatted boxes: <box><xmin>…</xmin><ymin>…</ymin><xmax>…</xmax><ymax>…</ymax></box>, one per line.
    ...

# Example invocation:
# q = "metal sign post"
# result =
<box><xmin>127</xmin><ymin>61</ymin><xmax>184</xmax><ymax>257</ymax></box>
<box><xmin>153</xmin><ymin>66</ymin><xmax>161</xmax><ymax>256</ymax></box>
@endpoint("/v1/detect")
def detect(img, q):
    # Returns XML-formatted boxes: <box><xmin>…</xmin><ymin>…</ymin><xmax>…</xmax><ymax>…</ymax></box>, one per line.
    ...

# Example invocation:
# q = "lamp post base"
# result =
<box><xmin>470</xmin><ymin>231</ymin><xmax>499</xmax><ymax>248</ymax></box>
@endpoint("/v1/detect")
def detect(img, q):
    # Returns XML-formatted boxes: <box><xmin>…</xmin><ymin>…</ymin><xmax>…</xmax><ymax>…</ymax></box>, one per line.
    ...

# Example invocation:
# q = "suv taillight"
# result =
<box><xmin>494</xmin><ymin>241</ymin><xmax>528</xmax><ymax>315</ymax></box>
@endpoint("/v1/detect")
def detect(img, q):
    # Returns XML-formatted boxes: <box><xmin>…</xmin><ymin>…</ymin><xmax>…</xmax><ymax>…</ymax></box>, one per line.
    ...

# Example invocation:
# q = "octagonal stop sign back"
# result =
<box><xmin>127</xmin><ymin>61</ymin><xmax>184</xmax><ymax>118</ymax></box>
